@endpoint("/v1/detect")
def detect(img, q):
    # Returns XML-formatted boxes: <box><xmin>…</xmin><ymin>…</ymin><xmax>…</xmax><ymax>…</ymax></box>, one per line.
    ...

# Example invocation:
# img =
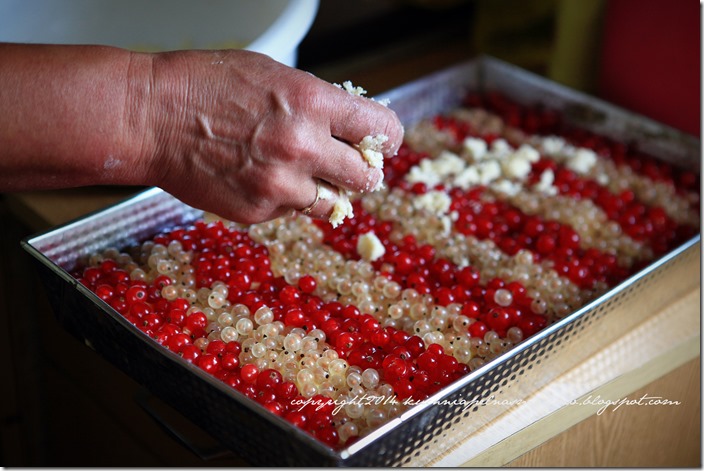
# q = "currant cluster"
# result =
<box><xmin>467</xmin><ymin>91</ymin><xmax>700</xmax><ymax>197</ymax></box>
<box><xmin>315</xmin><ymin>201</ymin><xmax>545</xmax><ymax>339</ymax></box>
<box><xmin>449</xmin><ymin>186</ymin><xmax>628</xmax><ymax>289</ymax></box>
<box><xmin>531</xmin><ymin>159</ymin><xmax>695</xmax><ymax>253</ymax></box>
<box><xmin>77</xmin><ymin>219</ymin><xmax>471</xmax><ymax>448</ymax></box>
<box><xmin>382</xmin><ymin>143</ymin><xmax>429</xmax><ymax>189</ymax></box>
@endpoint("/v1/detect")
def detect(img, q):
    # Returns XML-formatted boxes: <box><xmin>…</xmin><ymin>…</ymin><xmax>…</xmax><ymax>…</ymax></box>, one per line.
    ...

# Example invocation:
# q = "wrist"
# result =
<box><xmin>123</xmin><ymin>50</ymin><xmax>163</xmax><ymax>187</ymax></box>
<box><xmin>130</xmin><ymin>50</ymin><xmax>199</xmax><ymax>190</ymax></box>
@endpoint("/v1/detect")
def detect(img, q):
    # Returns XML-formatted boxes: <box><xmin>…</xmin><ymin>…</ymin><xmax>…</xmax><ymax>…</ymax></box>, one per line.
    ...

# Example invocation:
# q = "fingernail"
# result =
<box><xmin>369</xmin><ymin>168</ymin><xmax>385</xmax><ymax>192</ymax></box>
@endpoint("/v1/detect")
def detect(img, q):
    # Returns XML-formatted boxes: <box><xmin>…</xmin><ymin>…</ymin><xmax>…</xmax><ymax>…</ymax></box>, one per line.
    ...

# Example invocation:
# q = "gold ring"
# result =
<box><xmin>301</xmin><ymin>180</ymin><xmax>321</xmax><ymax>216</ymax></box>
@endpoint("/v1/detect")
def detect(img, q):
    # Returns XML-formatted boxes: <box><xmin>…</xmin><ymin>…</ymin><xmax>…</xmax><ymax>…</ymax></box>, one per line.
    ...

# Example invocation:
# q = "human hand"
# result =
<box><xmin>136</xmin><ymin>49</ymin><xmax>404</xmax><ymax>224</ymax></box>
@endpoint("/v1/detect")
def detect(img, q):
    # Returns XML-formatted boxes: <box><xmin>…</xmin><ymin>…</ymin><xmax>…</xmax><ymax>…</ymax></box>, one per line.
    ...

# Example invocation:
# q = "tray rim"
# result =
<box><xmin>20</xmin><ymin>55</ymin><xmax>703</xmax><ymax>465</ymax></box>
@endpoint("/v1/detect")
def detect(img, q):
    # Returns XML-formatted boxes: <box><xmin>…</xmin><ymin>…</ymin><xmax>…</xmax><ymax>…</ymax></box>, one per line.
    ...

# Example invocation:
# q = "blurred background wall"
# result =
<box><xmin>298</xmin><ymin>0</ymin><xmax>699</xmax><ymax>136</ymax></box>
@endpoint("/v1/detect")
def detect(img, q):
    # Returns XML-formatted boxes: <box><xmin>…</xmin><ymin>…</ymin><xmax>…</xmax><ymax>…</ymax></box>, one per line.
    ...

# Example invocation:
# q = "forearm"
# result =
<box><xmin>0</xmin><ymin>43</ymin><xmax>403</xmax><ymax>224</ymax></box>
<box><xmin>0</xmin><ymin>43</ymin><xmax>153</xmax><ymax>190</ymax></box>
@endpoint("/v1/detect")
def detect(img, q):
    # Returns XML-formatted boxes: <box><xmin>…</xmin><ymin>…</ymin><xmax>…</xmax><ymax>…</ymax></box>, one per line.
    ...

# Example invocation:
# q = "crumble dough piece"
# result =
<box><xmin>329</xmin><ymin>190</ymin><xmax>354</xmax><ymax>229</ymax></box>
<box><xmin>356</xmin><ymin>231</ymin><xmax>385</xmax><ymax>261</ymax></box>
<box><xmin>334</xmin><ymin>80</ymin><xmax>367</xmax><ymax>96</ymax></box>
<box><xmin>357</xmin><ymin>134</ymin><xmax>389</xmax><ymax>169</ymax></box>
<box><xmin>413</xmin><ymin>190</ymin><xmax>451</xmax><ymax>216</ymax></box>
<box><xmin>334</xmin><ymin>80</ymin><xmax>390</xmax><ymax>107</ymax></box>
<box><xmin>335</xmin><ymin>80</ymin><xmax>391</xmax><ymax>172</ymax></box>
<box><xmin>329</xmin><ymin>80</ymin><xmax>394</xmax><ymax>227</ymax></box>
<box><xmin>311</xmin><ymin>183</ymin><xmax>352</xmax><ymax>229</ymax></box>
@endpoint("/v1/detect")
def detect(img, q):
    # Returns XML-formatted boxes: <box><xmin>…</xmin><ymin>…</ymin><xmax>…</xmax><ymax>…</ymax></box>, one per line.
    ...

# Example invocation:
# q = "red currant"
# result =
<box><xmin>240</xmin><ymin>364</ymin><xmax>259</xmax><ymax>384</ymax></box>
<box><xmin>298</xmin><ymin>275</ymin><xmax>317</xmax><ymax>294</ymax></box>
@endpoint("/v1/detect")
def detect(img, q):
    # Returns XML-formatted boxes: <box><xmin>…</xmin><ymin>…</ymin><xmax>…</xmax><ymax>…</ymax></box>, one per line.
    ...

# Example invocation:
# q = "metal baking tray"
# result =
<box><xmin>22</xmin><ymin>56</ymin><xmax>701</xmax><ymax>466</ymax></box>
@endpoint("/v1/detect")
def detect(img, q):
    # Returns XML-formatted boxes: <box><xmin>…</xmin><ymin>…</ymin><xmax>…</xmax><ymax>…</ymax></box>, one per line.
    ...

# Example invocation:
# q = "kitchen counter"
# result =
<box><xmin>1</xmin><ymin>41</ymin><xmax>700</xmax><ymax>467</ymax></box>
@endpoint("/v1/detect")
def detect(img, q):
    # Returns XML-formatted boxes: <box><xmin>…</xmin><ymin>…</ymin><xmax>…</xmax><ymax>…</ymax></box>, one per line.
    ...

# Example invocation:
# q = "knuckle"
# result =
<box><xmin>288</xmin><ymin>74</ymin><xmax>327</xmax><ymax>110</ymax></box>
<box><xmin>260</xmin><ymin>166</ymin><xmax>296</xmax><ymax>205</ymax></box>
<box><xmin>242</xmin><ymin>208</ymin><xmax>270</xmax><ymax>225</ymax></box>
<box><xmin>279</xmin><ymin>127</ymin><xmax>310</xmax><ymax>159</ymax></box>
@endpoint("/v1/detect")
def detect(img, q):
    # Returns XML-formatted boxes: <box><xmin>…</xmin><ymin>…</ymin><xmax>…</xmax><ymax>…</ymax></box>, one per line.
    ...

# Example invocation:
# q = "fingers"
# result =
<box><xmin>308</xmin><ymin>137</ymin><xmax>385</xmax><ymax>194</ymax></box>
<box><xmin>325</xmin><ymin>84</ymin><xmax>405</xmax><ymax>159</ymax></box>
<box><xmin>297</xmin><ymin>83</ymin><xmax>403</xmax><ymax>195</ymax></box>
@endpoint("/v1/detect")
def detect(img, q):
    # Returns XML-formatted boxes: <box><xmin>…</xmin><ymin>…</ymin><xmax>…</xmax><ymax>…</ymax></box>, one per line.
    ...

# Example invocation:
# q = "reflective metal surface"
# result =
<box><xmin>22</xmin><ymin>57</ymin><xmax>701</xmax><ymax>466</ymax></box>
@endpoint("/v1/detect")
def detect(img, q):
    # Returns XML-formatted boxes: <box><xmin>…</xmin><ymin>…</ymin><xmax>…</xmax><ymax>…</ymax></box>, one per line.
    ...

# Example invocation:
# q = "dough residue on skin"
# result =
<box><xmin>313</xmin><ymin>183</ymin><xmax>353</xmax><ymax>228</ymax></box>
<box><xmin>334</xmin><ymin>80</ymin><xmax>367</xmax><ymax>97</ymax></box>
<box><xmin>328</xmin><ymin>80</ymin><xmax>395</xmax><ymax>226</ymax></box>
<box><xmin>357</xmin><ymin>134</ymin><xmax>388</xmax><ymax>169</ymax></box>
<box><xmin>334</xmin><ymin>79</ymin><xmax>390</xmax><ymax>107</ymax></box>
<box><xmin>374</xmin><ymin>97</ymin><xmax>391</xmax><ymax>107</ymax></box>
<box><xmin>329</xmin><ymin>190</ymin><xmax>354</xmax><ymax>228</ymax></box>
